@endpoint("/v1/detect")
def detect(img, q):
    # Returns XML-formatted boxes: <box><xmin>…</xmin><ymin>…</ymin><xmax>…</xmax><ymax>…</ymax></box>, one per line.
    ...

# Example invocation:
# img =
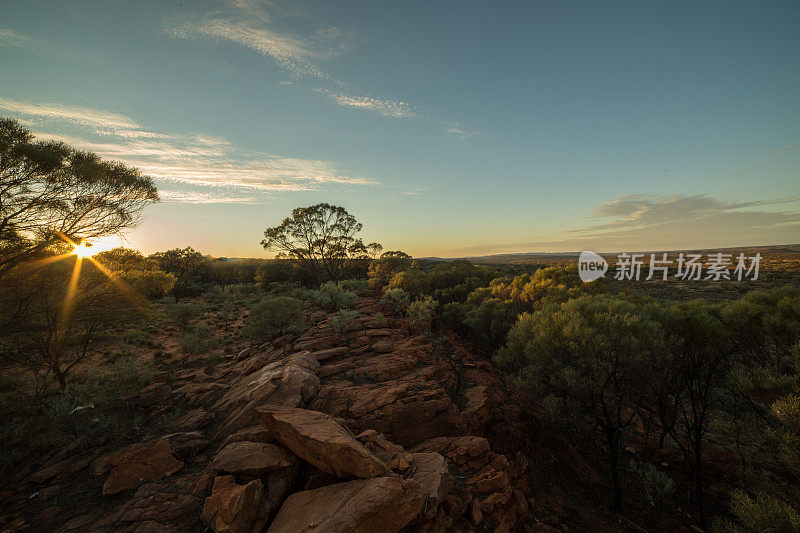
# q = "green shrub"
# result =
<box><xmin>124</xmin><ymin>269</ymin><xmax>176</xmax><ymax>299</ymax></box>
<box><xmin>627</xmin><ymin>459</ymin><xmax>674</xmax><ymax>504</ymax></box>
<box><xmin>381</xmin><ymin>288</ymin><xmax>409</xmax><ymax>315</ymax></box>
<box><xmin>123</xmin><ymin>328</ymin><xmax>151</xmax><ymax>346</ymax></box>
<box><xmin>728</xmin><ymin>491</ymin><xmax>800</xmax><ymax>532</ymax></box>
<box><xmin>242</xmin><ymin>296</ymin><xmax>305</xmax><ymax>340</ymax></box>
<box><xmin>328</xmin><ymin>309</ymin><xmax>360</xmax><ymax>337</ymax></box>
<box><xmin>167</xmin><ymin>301</ymin><xmax>201</xmax><ymax>327</ymax></box>
<box><xmin>312</xmin><ymin>282</ymin><xmax>357</xmax><ymax>311</ymax></box>
<box><xmin>372</xmin><ymin>312</ymin><xmax>387</xmax><ymax>327</ymax></box>
<box><xmin>407</xmin><ymin>296</ymin><xmax>438</xmax><ymax>331</ymax></box>
<box><xmin>337</xmin><ymin>279</ymin><xmax>369</xmax><ymax>295</ymax></box>
<box><xmin>179</xmin><ymin>324</ymin><xmax>216</xmax><ymax>354</ymax></box>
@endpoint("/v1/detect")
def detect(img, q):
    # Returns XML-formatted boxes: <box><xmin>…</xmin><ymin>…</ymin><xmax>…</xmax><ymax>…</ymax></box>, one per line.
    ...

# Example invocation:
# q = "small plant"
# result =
<box><xmin>329</xmin><ymin>309</ymin><xmax>361</xmax><ymax>340</ymax></box>
<box><xmin>627</xmin><ymin>459</ymin><xmax>674</xmax><ymax>504</ymax></box>
<box><xmin>373</xmin><ymin>312</ymin><xmax>387</xmax><ymax>327</ymax></box>
<box><xmin>312</xmin><ymin>282</ymin><xmax>357</xmax><ymax>311</ymax></box>
<box><xmin>407</xmin><ymin>296</ymin><xmax>439</xmax><ymax>332</ymax></box>
<box><xmin>179</xmin><ymin>324</ymin><xmax>217</xmax><ymax>354</ymax></box>
<box><xmin>167</xmin><ymin>301</ymin><xmax>201</xmax><ymax>328</ymax></box>
<box><xmin>242</xmin><ymin>296</ymin><xmax>306</xmax><ymax>341</ymax></box>
<box><xmin>338</xmin><ymin>279</ymin><xmax>369</xmax><ymax>295</ymax></box>
<box><xmin>726</xmin><ymin>490</ymin><xmax>800</xmax><ymax>532</ymax></box>
<box><xmin>123</xmin><ymin>328</ymin><xmax>151</xmax><ymax>346</ymax></box>
<box><xmin>381</xmin><ymin>288</ymin><xmax>409</xmax><ymax>315</ymax></box>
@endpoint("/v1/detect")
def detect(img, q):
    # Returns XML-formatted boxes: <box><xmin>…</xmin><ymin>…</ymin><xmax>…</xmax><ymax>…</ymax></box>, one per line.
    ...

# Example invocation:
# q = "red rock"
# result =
<box><xmin>209</xmin><ymin>442</ymin><xmax>295</xmax><ymax>477</ymax></box>
<box><xmin>308</xmin><ymin>346</ymin><xmax>348</xmax><ymax>361</ymax></box>
<box><xmin>371</xmin><ymin>340</ymin><xmax>393</xmax><ymax>353</ymax></box>
<box><xmin>29</xmin><ymin>455</ymin><xmax>90</xmax><ymax>484</ymax></box>
<box><xmin>267</xmin><ymin>477</ymin><xmax>424</xmax><ymax>533</ymax></box>
<box><xmin>409</xmin><ymin>452</ymin><xmax>450</xmax><ymax>520</ymax></box>
<box><xmin>201</xmin><ymin>476</ymin><xmax>268</xmax><ymax>533</ymax></box>
<box><xmin>164</xmin><ymin>408</ymin><xmax>212</xmax><ymax>432</ymax></box>
<box><xmin>114</xmin><ymin>480</ymin><xmax>201</xmax><ymax>531</ymax></box>
<box><xmin>220</xmin><ymin>425</ymin><xmax>276</xmax><ymax>448</ymax></box>
<box><xmin>102</xmin><ymin>439</ymin><xmax>184</xmax><ymax>494</ymax></box>
<box><xmin>128</xmin><ymin>382</ymin><xmax>172</xmax><ymax>407</ymax></box>
<box><xmin>257</xmin><ymin>405</ymin><xmax>391</xmax><ymax>478</ymax></box>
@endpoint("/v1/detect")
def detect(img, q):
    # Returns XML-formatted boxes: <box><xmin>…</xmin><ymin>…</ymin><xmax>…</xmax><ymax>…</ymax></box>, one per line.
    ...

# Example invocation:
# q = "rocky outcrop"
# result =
<box><xmin>256</xmin><ymin>405</ymin><xmax>391</xmax><ymax>479</ymax></box>
<box><xmin>267</xmin><ymin>477</ymin><xmax>425</xmax><ymax>533</ymax></box>
<box><xmin>10</xmin><ymin>295</ymin><xmax>594</xmax><ymax>532</ymax></box>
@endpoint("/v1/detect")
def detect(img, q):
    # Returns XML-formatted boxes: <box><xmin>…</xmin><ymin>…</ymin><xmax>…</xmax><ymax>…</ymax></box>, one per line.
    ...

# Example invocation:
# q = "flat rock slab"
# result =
<box><xmin>257</xmin><ymin>405</ymin><xmax>390</xmax><ymax>479</ymax></box>
<box><xmin>210</xmin><ymin>441</ymin><xmax>295</xmax><ymax>477</ymax></box>
<box><xmin>267</xmin><ymin>477</ymin><xmax>424</xmax><ymax>533</ymax></box>
<box><xmin>102</xmin><ymin>439</ymin><xmax>183</xmax><ymax>495</ymax></box>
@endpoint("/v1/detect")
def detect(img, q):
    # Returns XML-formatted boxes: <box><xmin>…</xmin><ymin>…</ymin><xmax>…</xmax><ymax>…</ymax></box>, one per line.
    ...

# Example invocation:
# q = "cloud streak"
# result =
<box><xmin>163</xmin><ymin>2</ymin><xmax>426</xmax><ymax>121</ymax></box>
<box><xmin>445</xmin><ymin>194</ymin><xmax>800</xmax><ymax>256</ymax></box>
<box><xmin>0</xmin><ymin>96</ymin><xmax>379</xmax><ymax>198</ymax></box>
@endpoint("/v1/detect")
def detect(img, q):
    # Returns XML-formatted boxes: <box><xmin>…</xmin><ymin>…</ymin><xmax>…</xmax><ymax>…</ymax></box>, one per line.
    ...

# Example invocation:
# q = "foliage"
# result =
<box><xmin>179</xmin><ymin>323</ymin><xmax>216</xmax><ymax>354</ymax></box>
<box><xmin>627</xmin><ymin>459</ymin><xmax>675</xmax><ymax>504</ymax></box>
<box><xmin>328</xmin><ymin>309</ymin><xmax>361</xmax><ymax>338</ymax></box>
<box><xmin>0</xmin><ymin>118</ymin><xmax>158</xmax><ymax>275</ymax></box>
<box><xmin>261</xmin><ymin>203</ymin><xmax>375</xmax><ymax>282</ymax></box>
<box><xmin>381</xmin><ymin>287</ymin><xmax>409</xmax><ymax>315</ymax></box>
<box><xmin>95</xmin><ymin>247</ymin><xmax>176</xmax><ymax>299</ymax></box>
<box><xmin>123</xmin><ymin>328</ymin><xmax>151</xmax><ymax>346</ymax></box>
<box><xmin>242</xmin><ymin>296</ymin><xmax>306</xmax><ymax>340</ymax></box>
<box><xmin>495</xmin><ymin>295</ymin><xmax>665</xmax><ymax>510</ymax></box>
<box><xmin>407</xmin><ymin>295</ymin><xmax>438</xmax><ymax>331</ymax></box>
<box><xmin>367</xmin><ymin>250</ymin><xmax>412</xmax><ymax>290</ymax></box>
<box><xmin>149</xmin><ymin>247</ymin><xmax>208</xmax><ymax>300</ymax></box>
<box><xmin>167</xmin><ymin>301</ymin><xmax>201</xmax><ymax>327</ymax></box>
<box><xmin>0</xmin><ymin>258</ymin><xmax>144</xmax><ymax>388</ymax></box>
<box><xmin>725</xmin><ymin>491</ymin><xmax>800</xmax><ymax>532</ymax></box>
<box><xmin>312</xmin><ymin>281</ymin><xmax>357</xmax><ymax>311</ymax></box>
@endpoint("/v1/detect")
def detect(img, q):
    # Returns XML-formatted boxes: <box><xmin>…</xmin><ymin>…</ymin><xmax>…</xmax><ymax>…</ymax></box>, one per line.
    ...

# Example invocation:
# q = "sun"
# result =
<box><xmin>71</xmin><ymin>242</ymin><xmax>95</xmax><ymax>258</ymax></box>
<box><xmin>70</xmin><ymin>237</ymin><xmax>117</xmax><ymax>259</ymax></box>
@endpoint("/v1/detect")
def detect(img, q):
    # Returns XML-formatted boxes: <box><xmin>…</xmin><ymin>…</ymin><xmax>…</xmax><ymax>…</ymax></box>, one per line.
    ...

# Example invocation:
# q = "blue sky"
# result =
<box><xmin>1</xmin><ymin>0</ymin><xmax>798</xmax><ymax>257</ymax></box>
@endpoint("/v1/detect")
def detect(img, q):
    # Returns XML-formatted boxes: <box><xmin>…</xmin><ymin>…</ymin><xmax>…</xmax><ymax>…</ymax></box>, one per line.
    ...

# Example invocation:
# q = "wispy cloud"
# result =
<box><xmin>158</xmin><ymin>190</ymin><xmax>259</xmax><ymax>204</ymax></box>
<box><xmin>1</xmin><ymin>96</ymin><xmax>379</xmax><ymax>199</ymax></box>
<box><xmin>767</xmin><ymin>141</ymin><xmax>800</xmax><ymax>154</ymax></box>
<box><xmin>0</xmin><ymin>97</ymin><xmax>140</xmax><ymax>130</ymax></box>
<box><xmin>446</xmin><ymin>122</ymin><xmax>478</xmax><ymax>140</ymax></box>
<box><xmin>164</xmin><ymin>2</ymin><xmax>424</xmax><ymax>121</ymax></box>
<box><xmin>0</xmin><ymin>28</ymin><xmax>29</xmax><ymax>47</ymax></box>
<box><xmin>445</xmin><ymin>194</ymin><xmax>800</xmax><ymax>256</ymax></box>
<box><xmin>314</xmin><ymin>88</ymin><xmax>417</xmax><ymax>118</ymax></box>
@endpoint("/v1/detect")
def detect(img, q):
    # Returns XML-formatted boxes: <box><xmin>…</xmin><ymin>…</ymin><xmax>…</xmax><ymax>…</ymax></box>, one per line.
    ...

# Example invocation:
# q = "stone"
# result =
<box><xmin>257</xmin><ymin>405</ymin><xmax>390</xmax><ymax>479</ymax></box>
<box><xmin>209</xmin><ymin>442</ymin><xmax>295</xmax><ymax>477</ymax></box>
<box><xmin>102</xmin><ymin>439</ymin><xmax>184</xmax><ymax>494</ymax></box>
<box><xmin>164</xmin><ymin>408</ymin><xmax>212</xmax><ymax>432</ymax></box>
<box><xmin>267</xmin><ymin>477</ymin><xmax>424</xmax><ymax>533</ymax></box>
<box><xmin>201</xmin><ymin>476</ymin><xmax>268</xmax><ymax>533</ymax></box>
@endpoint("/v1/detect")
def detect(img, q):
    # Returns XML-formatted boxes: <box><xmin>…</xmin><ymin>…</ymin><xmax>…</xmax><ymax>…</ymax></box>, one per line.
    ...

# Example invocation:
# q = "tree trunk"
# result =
<box><xmin>608</xmin><ymin>431</ymin><xmax>622</xmax><ymax>512</ymax></box>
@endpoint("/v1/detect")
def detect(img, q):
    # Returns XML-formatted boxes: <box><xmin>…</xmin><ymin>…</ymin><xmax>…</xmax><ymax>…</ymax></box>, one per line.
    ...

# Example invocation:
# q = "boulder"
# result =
<box><xmin>257</xmin><ymin>406</ymin><xmax>390</xmax><ymax>479</ymax></box>
<box><xmin>209</xmin><ymin>442</ymin><xmax>295</xmax><ymax>477</ymax></box>
<box><xmin>102</xmin><ymin>439</ymin><xmax>184</xmax><ymax>494</ymax></box>
<box><xmin>164</xmin><ymin>408</ymin><xmax>212</xmax><ymax>432</ymax></box>
<box><xmin>267</xmin><ymin>477</ymin><xmax>424</xmax><ymax>533</ymax></box>
<box><xmin>201</xmin><ymin>476</ymin><xmax>268</xmax><ymax>533</ymax></box>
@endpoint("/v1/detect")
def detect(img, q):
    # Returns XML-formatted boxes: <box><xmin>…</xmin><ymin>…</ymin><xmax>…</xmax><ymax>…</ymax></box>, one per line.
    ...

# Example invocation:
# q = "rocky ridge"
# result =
<box><xmin>2</xmin><ymin>296</ymin><xmax>595</xmax><ymax>532</ymax></box>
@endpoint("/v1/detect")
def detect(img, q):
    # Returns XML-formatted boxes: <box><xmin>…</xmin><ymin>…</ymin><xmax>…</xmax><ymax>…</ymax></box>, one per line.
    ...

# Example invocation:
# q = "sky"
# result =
<box><xmin>1</xmin><ymin>0</ymin><xmax>799</xmax><ymax>258</ymax></box>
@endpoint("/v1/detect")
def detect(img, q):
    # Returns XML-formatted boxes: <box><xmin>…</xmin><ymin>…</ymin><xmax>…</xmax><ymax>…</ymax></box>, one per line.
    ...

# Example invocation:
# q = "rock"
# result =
<box><xmin>209</xmin><ymin>442</ymin><xmax>295</xmax><ymax>477</ymax></box>
<box><xmin>128</xmin><ymin>382</ymin><xmax>171</xmax><ymax>407</ymax></box>
<box><xmin>308</xmin><ymin>346</ymin><xmax>348</xmax><ymax>361</ymax></box>
<box><xmin>165</xmin><ymin>409</ymin><xmax>212</xmax><ymax>432</ymax></box>
<box><xmin>409</xmin><ymin>453</ymin><xmax>450</xmax><ymax>520</ymax></box>
<box><xmin>102</xmin><ymin>439</ymin><xmax>184</xmax><ymax>494</ymax></box>
<box><xmin>371</xmin><ymin>341</ymin><xmax>393</xmax><ymax>353</ymax></box>
<box><xmin>29</xmin><ymin>455</ymin><xmax>90</xmax><ymax>484</ymax></box>
<box><xmin>257</xmin><ymin>405</ymin><xmax>391</xmax><ymax>479</ymax></box>
<box><xmin>165</xmin><ymin>432</ymin><xmax>209</xmax><ymax>461</ymax></box>
<box><xmin>268</xmin><ymin>477</ymin><xmax>424</xmax><ymax>533</ymax></box>
<box><xmin>201</xmin><ymin>476</ymin><xmax>268</xmax><ymax>533</ymax></box>
<box><xmin>213</xmin><ymin>353</ymin><xmax>321</xmax><ymax>440</ymax></box>
<box><xmin>220</xmin><ymin>425</ymin><xmax>276</xmax><ymax>448</ymax></box>
<box><xmin>114</xmin><ymin>480</ymin><xmax>201</xmax><ymax>531</ymax></box>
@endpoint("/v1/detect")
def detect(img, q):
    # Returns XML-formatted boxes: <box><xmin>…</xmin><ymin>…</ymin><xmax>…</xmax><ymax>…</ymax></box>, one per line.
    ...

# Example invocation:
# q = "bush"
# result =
<box><xmin>407</xmin><ymin>296</ymin><xmax>438</xmax><ymax>331</ymax></box>
<box><xmin>328</xmin><ymin>309</ymin><xmax>360</xmax><ymax>338</ymax></box>
<box><xmin>337</xmin><ymin>279</ymin><xmax>369</xmax><ymax>295</ymax></box>
<box><xmin>727</xmin><ymin>490</ymin><xmax>800</xmax><ymax>532</ymax></box>
<box><xmin>179</xmin><ymin>324</ymin><xmax>216</xmax><ymax>354</ymax></box>
<box><xmin>627</xmin><ymin>459</ymin><xmax>674</xmax><ymax>504</ymax></box>
<box><xmin>381</xmin><ymin>288</ymin><xmax>409</xmax><ymax>315</ymax></box>
<box><xmin>312</xmin><ymin>282</ymin><xmax>357</xmax><ymax>311</ymax></box>
<box><xmin>242</xmin><ymin>296</ymin><xmax>305</xmax><ymax>341</ymax></box>
<box><xmin>167</xmin><ymin>301</ymin><xmax>201</xmax><ymax>327</ymax></box>
<box><xmin>124</xmin><ymin>269</ymin><xmax>177</xmax><ymax>299</ymax></box>
<box><xmin>123</xmin><ymin>329</ymin><xmax>151</xmax><ymax>346</ymax></box>
<box><xmin>372</xmin><ymin>312</ymin><xmax>387</xmax><ymax>327</ymax></box>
